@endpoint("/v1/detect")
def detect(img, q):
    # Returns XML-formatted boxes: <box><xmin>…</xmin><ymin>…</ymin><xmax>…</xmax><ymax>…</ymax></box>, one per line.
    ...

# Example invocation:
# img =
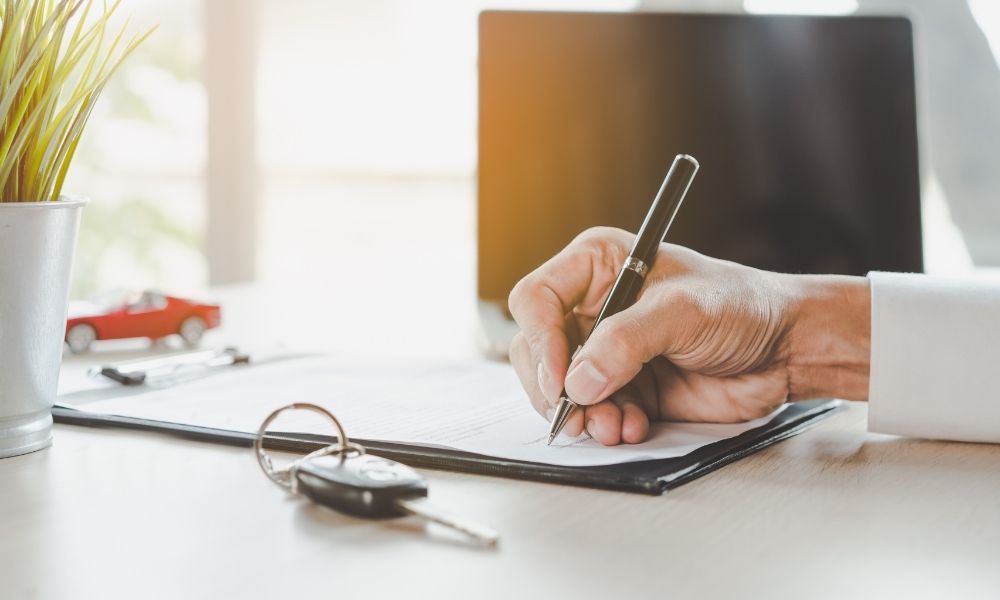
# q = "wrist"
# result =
<box><xmin>783</xmin><ymin>275</ymin><xmax>871</xmax><ymax>401</ymax></box>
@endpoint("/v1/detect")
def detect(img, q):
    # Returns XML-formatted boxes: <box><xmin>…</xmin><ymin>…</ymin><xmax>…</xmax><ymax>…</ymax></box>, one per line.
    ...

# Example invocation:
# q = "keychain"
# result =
<box><xmin>254</xmin><ymin>403</ymin><xmax>499</xmax><ymax>548</ymax></box>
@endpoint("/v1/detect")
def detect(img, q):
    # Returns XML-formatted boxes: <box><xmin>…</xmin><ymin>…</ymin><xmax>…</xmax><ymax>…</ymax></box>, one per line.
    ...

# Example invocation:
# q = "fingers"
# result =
<box><xmin>614</xmin><ymin>386</ymin><xmax>652</xmax><ymax>444</ymax></box>
<box><xmin>562</xmin><ymin>404</ymin><xmax>586</xmax><ymax>438</ymax></box>
<box><xmin>510</xmin><ymin>325</ymin><xmax>585</xmax><ymax>438</ymax></box>
<box><xmin>563</xmin><ymin>286</ymin><xmax>696</xmax><ymax>407</ymax></box>
<box><xmin>511</xmin><ymin>315</ymin><xmax>585</xmax><ymax>410</ymax></box>
<box><xmin>579</xmin><ymin>390</ymin><xmax>651</xmax><ymax>446</ymax></box>
<box><xmin>509</xmin><ymin>332</ymin><xmax>550</xmax><ymax>418</ymax></box>
<box><xmin>582</xmin><ymin>401</ymin><xmax>622</xmax><ymax>445</ymax></box>
<box><xmin>517</xmin><ymin>327</ymin><xmax>653</xmax><ymax>445</ymax></box>
<box><xmin>509</xmin><ymin>280</ymin><xmax>571</xmax><ymax>405</ymax></box>
<box><xmin>563</xmin><ymin>296</ymin><xmax>659</xmax><ymax>406</ymax></box>
<box><xmin>508</xmin><ymin>228</ymin><xmax>631</xmax><ymax>404</ymax></box>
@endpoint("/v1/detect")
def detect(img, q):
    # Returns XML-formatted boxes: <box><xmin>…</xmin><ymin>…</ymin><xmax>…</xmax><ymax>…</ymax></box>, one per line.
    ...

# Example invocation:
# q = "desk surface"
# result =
<box><xmin>2</xmin><ymin>401</ymin><xmax>998</xmax><ymax>599</ymax></box>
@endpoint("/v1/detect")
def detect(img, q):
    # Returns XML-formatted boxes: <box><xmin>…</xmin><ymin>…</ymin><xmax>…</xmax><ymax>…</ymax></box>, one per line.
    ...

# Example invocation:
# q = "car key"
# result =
<box><xmin>295</xmin><ymin>453</ymin><xmax>500</xmax><ymax>547</ymax></box>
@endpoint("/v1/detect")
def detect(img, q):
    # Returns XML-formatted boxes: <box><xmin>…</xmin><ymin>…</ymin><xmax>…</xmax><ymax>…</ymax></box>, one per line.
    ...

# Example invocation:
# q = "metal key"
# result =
<box><xmin>295</xmin><ymin>453</ymin><xmax>500</xmax><ymax>548</ymax></box>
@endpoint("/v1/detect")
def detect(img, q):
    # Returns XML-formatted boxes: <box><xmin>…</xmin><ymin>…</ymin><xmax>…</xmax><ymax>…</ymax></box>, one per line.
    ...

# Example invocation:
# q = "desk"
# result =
<box><xmin>2</xmin><ymin>401</ymin><xmax>998</xmax><ymax>599</ymax></box>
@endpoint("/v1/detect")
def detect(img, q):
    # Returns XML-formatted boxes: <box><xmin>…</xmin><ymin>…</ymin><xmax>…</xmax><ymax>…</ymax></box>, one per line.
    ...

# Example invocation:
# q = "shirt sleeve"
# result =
<box><xmin>868</xmin><ymin>271</ymin><xmax>1000</xmax><ymax>443</ymax></box>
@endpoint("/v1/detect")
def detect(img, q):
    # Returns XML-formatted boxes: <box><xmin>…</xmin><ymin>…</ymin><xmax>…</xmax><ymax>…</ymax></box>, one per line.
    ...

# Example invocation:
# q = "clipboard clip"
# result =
<box><xmin>89</xmin><ymin>346</ymin><xmax>250</xmax><ymax>386</ymax></box>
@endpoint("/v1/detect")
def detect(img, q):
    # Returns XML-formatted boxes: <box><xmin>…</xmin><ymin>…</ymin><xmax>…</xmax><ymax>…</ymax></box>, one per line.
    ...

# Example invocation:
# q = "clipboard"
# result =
<box><xmin>52</xmin><ymin>398</ymin><xmax>840</xmax><ymax>495</ymax></box>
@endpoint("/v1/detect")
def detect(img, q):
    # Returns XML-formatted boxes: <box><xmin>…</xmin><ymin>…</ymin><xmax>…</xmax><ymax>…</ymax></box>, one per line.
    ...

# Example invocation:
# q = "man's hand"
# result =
<box><xmin>508</xmin><ymin>227</ymin><xmax>871</xmax><ymax>446</ymax></box>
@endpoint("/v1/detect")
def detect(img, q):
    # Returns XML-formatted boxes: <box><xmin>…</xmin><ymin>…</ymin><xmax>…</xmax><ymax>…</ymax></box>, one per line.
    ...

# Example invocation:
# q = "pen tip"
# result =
<box><xmin>546</xmin><ymin>433</ymin><xmax>555</xmax><ymax>446</ymax></box>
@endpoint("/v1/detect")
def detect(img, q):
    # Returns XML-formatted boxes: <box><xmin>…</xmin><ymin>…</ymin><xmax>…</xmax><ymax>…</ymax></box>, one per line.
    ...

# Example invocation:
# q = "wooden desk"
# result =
<box><xmin>2</xmin><ymin>401</ymin><xmax>998</xmax><ymax>599</ymax></box>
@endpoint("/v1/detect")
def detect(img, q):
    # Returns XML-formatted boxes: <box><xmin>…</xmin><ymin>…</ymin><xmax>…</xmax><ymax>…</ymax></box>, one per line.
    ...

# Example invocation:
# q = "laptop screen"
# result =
<box><xmin>478</xmin><ymin>11</ymin><xmax>921</xmax><ymax>305</ymax></box>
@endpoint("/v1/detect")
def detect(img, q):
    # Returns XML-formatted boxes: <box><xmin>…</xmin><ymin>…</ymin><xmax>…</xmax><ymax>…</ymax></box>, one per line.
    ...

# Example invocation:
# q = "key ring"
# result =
<box><xmin>255</xmin><ymin>403</ymin><xmax>366</xmax><ymax>492</ymax></box>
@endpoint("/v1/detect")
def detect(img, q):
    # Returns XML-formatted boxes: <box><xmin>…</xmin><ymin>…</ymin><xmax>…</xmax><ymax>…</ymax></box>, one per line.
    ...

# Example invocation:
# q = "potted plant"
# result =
<box><xmin>0</xmin><ymin>0</ymin><xmax>150</xmax><ymax>458</ymax></box>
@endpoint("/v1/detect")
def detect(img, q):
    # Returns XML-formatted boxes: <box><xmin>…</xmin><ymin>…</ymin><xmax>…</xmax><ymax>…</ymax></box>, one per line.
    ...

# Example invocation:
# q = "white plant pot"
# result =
<box><xmin>0</xmin><ymin>197</ymin><xmax>85</xmax><ymax>458</ymax></box>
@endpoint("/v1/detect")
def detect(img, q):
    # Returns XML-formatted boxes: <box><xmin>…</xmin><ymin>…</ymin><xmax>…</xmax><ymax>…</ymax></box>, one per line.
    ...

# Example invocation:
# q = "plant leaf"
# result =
<box><xmin>0</xmin><ymin>0</ymin><xmax>150</xmax><ymax>202</ymax></box>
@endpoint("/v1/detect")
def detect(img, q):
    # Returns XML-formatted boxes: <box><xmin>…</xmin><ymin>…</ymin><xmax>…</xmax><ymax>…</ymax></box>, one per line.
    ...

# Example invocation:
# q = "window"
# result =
<box><xmin>67</xmin><ymin>0</ymin><xmax>206</xmax><ymax>299</ymax></box>
<box><xmin>68</xmin><ymin>0</ymin><xmax>1000</xmax><ymax>310</ymax></box>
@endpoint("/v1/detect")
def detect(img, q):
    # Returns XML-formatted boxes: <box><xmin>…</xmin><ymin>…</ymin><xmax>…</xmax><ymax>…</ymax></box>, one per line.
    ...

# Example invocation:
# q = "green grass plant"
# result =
<box><xmin>0</xmin><ymin>0</ymin><xmax>152</xmax><ymax>202</ymax></box>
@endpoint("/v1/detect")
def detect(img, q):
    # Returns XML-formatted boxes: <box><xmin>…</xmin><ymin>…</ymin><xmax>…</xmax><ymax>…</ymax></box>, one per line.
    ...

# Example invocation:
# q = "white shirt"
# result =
<box><xmin>868</xmin><ymin>272</ymin><xmax>1000</xmax><ymax>443</ymax></box>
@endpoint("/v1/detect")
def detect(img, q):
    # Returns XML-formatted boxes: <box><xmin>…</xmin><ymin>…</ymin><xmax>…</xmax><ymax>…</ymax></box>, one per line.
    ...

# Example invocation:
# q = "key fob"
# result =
<box><xmin>295</xmin><ymin>453</ymin><xmax>429</xmax><ymax>519</ymax></box>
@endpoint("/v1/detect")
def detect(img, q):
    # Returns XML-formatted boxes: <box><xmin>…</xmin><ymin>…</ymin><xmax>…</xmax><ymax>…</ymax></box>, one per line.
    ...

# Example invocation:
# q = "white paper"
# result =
<box><xmin>76</xmin><ymin>356</ymin><xmax>785</xmax><ymax>467</ymax></box>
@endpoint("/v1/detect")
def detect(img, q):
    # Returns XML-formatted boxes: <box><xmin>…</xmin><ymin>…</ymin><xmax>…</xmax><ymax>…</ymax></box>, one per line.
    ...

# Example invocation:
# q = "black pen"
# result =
<box><xmin>546</xmin><ymin>154</ymin><xmax>699</xmax><ymax>444</ymax></box>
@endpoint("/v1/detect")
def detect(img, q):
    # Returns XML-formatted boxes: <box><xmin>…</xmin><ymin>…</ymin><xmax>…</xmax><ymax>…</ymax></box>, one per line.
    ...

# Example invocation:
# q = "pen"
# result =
<box><xmin>89</xmin><ymin>347</ymin><xmax>250</xmax><ymax>385</ymax></box>
<box><xmin>546</xmin><ymin>153</ymin><xmax>699</xmax><ymax>444</ymax></box>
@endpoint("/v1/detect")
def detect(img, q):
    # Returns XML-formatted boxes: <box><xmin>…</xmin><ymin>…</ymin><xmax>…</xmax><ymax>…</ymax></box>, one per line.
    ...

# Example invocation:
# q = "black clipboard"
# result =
<box><xmin>52</xmin><ymin>399</ymin><xmax>839</xmax><ymax>495</ymax></box>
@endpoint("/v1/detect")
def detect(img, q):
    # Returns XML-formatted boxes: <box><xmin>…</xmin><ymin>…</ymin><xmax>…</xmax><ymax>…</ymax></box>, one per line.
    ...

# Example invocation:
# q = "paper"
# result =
<box><xmin>77</xmin><ymin>356</ymin><xmax>785</xmax><ymax>467</ymax></box>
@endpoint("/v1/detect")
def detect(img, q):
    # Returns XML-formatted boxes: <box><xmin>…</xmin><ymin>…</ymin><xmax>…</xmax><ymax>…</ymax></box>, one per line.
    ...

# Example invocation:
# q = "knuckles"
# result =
<box><xmin>509</xmin><ymin>226</ymin><xmax>632</xmax><ymax>319</ymax></box>
<box><xmin>572</xmin><ymin>226</ymin><xmax>634</xmax><ymax>263</ymax></box>
<box><xmin>507</xmin><ymin>278</ymin><xmax>528</xmax><ymax>317</ymax></box>
<box><xmin>507</xmin><ymin>275</ymin><xmax>544</xmax><ymax>322</ymax></box>
<box><xmin>572</xmin><ymin>225</ymin><xmax>632</xmax><ymax>246</ymax></box>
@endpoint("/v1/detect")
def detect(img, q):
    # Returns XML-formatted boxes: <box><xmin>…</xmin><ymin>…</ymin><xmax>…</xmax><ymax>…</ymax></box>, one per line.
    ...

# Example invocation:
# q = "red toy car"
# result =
<box><xmin>65</xmin><ymin>291</ymin><xmax>221</xmax><ymax>354</ymax></box>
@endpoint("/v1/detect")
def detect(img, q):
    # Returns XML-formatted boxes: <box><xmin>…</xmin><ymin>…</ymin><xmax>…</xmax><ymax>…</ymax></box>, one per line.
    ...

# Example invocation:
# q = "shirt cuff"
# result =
<box><xmin>867</xmin><ymin>271</ymin><xmax>1000</xmax><ymax>443</ymax></box>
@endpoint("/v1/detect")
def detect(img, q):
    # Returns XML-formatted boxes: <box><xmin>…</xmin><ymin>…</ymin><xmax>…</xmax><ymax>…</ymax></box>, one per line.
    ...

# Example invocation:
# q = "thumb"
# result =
<box><xmin>563</xmin><ymin>298</ymin><xmax>672</xmax><ymax>406</ymax></box>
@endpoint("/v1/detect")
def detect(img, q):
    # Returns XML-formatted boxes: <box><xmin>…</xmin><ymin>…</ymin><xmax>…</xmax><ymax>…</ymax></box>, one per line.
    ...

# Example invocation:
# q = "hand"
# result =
<box><xmin>508</xmin><ymin>227</ymin><xmax>871</xmax><ymax>446</ymax></box>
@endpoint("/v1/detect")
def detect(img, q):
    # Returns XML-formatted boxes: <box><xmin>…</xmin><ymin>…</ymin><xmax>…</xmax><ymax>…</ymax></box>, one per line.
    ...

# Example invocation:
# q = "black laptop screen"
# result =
<box><xmin>478</xmin><ymin>11</ymin><xmax>922</xmax><ymax>304</ymax></box>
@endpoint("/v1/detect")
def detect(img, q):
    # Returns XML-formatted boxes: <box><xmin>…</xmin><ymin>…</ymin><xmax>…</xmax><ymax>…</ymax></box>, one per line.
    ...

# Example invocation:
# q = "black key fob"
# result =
<box><xmin>295</xmin><ymin>453</ymin><xmax>429</xmax><ymax>519</ymax></box>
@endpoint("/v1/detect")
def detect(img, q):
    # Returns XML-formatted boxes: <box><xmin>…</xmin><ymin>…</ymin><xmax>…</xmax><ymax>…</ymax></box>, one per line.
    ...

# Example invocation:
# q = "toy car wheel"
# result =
<box><xmin>66</xmin><ymin>324</ymin><xmax>96</xmax><ymax>354</ymax></box>
<box><xmin>179</xmin><ymin>316</ymin><xmax>206</xmax><ymax>347</ymax></box>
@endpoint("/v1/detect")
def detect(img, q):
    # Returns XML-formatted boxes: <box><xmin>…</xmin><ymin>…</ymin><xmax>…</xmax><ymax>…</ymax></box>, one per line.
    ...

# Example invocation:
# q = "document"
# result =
<box><xmin>79</xmin><ymin>356</ymin><xmax>784</xmax><ymax>467</ymax></box>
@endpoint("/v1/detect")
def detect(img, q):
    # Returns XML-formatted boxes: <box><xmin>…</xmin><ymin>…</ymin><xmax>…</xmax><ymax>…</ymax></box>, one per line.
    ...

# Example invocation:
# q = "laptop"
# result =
<box><xmin>477</xmin><ymin>11</ymin><xmax>922</xmax><ymax>356</ymax></box>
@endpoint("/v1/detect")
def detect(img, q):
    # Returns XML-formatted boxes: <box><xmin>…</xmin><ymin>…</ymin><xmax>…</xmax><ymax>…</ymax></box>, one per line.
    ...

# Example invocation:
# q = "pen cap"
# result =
<box><xmin>630</xmin><ymin>154</ymin><xmax>699</xmax><ymax>263</ymax></box>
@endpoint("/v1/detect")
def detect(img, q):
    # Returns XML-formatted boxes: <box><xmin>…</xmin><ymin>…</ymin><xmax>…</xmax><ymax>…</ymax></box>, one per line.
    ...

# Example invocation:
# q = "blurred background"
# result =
<box><xmin>64</xmin><ymin>0</ymin><xmax>1000</xmax><ymax>354</ymax></box>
